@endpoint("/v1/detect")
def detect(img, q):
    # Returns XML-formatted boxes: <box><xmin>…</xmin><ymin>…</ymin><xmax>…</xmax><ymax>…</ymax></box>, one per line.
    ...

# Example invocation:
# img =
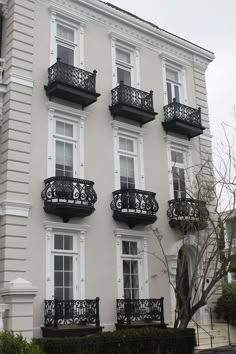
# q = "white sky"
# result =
<box><xmin>106</xmin><ymin>0</ymin><xmax>236</xmax><ymax>144</ymax></box>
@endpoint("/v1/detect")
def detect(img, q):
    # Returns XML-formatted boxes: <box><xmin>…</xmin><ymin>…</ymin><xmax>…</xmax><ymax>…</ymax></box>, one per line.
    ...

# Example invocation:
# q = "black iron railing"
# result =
<box><xmin>111</xmin><ymin>82</ymin><xmax>154</xmax><ymax>112</ymax></box>
<box><xmin>42</xmin><ymin>176</ymin><xmax>97</xmax><ymax>205</ymax></box>
<box><xmin>167</xmin><ymin>198</ymin><xmax>209</xmax><ymax>230</ymax></box>
<box><xmin>111</xmin><ymin>188</ymin><xmax>159</xmax><ymax>215</ymax></box>
<box><xmin>48</xmin><ymin>58</ymin><xmax>97</xmax><ymax>92</ymax></box>
<box><xmin>44</xmin><ymin>298</ymin><xmax>100</xmax><ymax>328</ymax></box>
<box><xmin>163</xmin><ymin>98</ymin><xmax>202</xmax><ymax>127</ymax></box>
<box><xmin>117</xmin><ymin>298</ymin><xmax>164</xmax><ymax>325</ymax></box>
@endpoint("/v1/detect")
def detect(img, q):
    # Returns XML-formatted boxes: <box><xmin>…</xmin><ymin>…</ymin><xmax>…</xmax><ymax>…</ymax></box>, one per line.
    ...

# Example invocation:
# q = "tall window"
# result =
<box><xmin>54</xmin><ymin>120</ymin><xmax>76</xmax><ymax>177</ymax></box>
<box><xmin>115</xmin><ymin>47</ymin><xmax>133</xmax><ymax>86</ymax></box>
<box><xmin>53</xmin><ymin>234</ymin><xmax>78</xmax><ymax>300</ymax></box>
<box><xmin>118</xmin><ymin>136</ymin><xmax>137</xmax><ymax>189</ymax></box>
<box><xmin>56</xmin><ymin>24</ymin><xmax>76</xmax><ymax>66</ymax></box>
<box><xmin>122</xmin><ymin>240</ymin><xmax>140</xmax><ymax>299</ymax></box>
<box><xmin>171</xmin><ymin>150</ymin><xmax>186</xmax><ymax>199</ymax></box>
<box><xmin>166</xmin><ymin>67</ymin><xmax>181</xmax><ymax>104</ymax></box>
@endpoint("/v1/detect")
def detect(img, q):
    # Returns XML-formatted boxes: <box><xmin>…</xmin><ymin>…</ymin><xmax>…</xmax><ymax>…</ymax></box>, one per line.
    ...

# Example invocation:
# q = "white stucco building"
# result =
<box><xmin>0</xmin><ymin>0</ymin><xmax>215</xmax><ymax>338</ymax></box>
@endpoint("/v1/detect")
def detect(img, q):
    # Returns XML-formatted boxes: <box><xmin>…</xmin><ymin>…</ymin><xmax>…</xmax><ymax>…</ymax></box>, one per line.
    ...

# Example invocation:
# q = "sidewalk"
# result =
<box><xmin>198</xmin><ymin>347</ymin><xmax>236</xmax><ymax>353</ymax></box>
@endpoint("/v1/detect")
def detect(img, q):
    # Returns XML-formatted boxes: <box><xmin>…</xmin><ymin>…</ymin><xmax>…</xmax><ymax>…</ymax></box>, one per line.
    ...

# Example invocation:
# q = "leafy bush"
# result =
<box><xmin>34</xmin><ymin>327</ymin><xmax>196</xmax><ymax>354</ymax></box>
<box><xmin>0</xmin><ymin>331</ymin><xmax>44</xmax><ymax>354</ymax></box>
<box><xmin>215</xmin><ymin>283</ymin><xmax>236</xmax><ymax>323</ymax></box>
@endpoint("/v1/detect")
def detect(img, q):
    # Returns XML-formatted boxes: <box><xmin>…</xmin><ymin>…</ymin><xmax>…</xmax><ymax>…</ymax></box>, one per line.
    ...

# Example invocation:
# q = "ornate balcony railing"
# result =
<box><xmin>117</xmin><ymin>298</ymin><xmax>165</xmax><ymax>326</ymax></box>
<box><xmin>41</xmin><ymin>176</ymin><xmax>97</xmax><ymax>222</ymax></box>
<box><xmin>163</xmin><ymin>99</ymin><xmax>205</xmax><ymax>138</ymax></box>
<box><xmin>45</xmin><ymin>58</ymin><xmax>100</xmax><ymax>107</ymax></box>
<box><xmin>109</xmin><ymin>82</ymin><xmax>157</xmax><ymax>125</ymax></box>
<box><xmin>167</xmin><ymin>198</ymin><xmax>209</xmax><ymax>233</ymax></box>
<box><xmin>111</xmin><ymin>188</ymin><xmax>159</xmax><ymax>228</ymax></box>
<box><xmin>44</xmin><ymin>298</ymin><xmax>100</xmax><ymax>328</ymax></box>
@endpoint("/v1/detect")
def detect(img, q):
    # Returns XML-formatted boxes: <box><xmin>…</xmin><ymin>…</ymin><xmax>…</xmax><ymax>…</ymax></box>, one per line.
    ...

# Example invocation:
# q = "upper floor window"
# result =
<box><xmin>166</xmin><ymin>67</ymin><xmax>181</xmax><ymax>104</ymax></box>
<box><xmin>50</xmin><ymin>12</ymin><xmax>85</xmax><ymax>68</ymax></box>
<box><xmin>119</xmin><ymin>136</ymin><xmax>137</xmax><ymax>189</ymax></box>
<box><xmin>171</xmin><ymin>149</ymin><xmax>186</xmax><ymax>199</ymax></box>
<box><xmin>122</xmin><ymin>240</ymin><xmax>140</xmax><ymax>299</ymax></box>
<box><xmin>115</xmin><ymin>47</ymin><xmax>133</xmax><ymax>86</ymax></box>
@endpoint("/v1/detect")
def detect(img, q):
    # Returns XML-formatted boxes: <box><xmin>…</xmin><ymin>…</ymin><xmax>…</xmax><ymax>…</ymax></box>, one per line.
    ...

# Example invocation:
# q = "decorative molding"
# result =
<box><xmin>47</xmin><ymin>101</ymin><xmax>88</xmax><ymax>120</ymax></box>
<box><xmin>0</xmin><ymin>201</ymin><xmax>32</xmax><ymax>217</ymax></box>
<box><xmin>48</xmin><ymin>3</ymin><xmax>88</xmax><ymax>26</ymax></box>
<box><xmin>160</xmin><ymin>52</ymin><xmax>189</xmax><ymax>68</ymax></box>
<box><xmin>109</xmin><ymin>31</ymin><xmax>141</xmax><ymax>50</ymax></box>
<box><xmin>111</xmin><ymin>120</ymin><xmax>144</xmax><ymax>136</ymax></box>
<box><xmin>113</xmin><ymin>228</ymin><xmax>151</xmax><ymax>239</ymax></box>
<box><xmin>44</xmin><ymin>221</ymin><xmax>89</xmax><ymax>233</ymax></box>
<box><xmin>4</xmin><ymin>74</ymin><xmax>34</xmax><ymax>88</ymax></box>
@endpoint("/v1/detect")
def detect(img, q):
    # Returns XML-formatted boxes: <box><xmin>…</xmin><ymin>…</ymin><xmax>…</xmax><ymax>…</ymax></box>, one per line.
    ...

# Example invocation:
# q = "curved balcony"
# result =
<box><xmin>41</xmin><ymin>176</ymin><xmax>97</xmax><ymax>222</ymax></box>
<box><xmin>162</xmin><ymin>99</ymin><xmax>205</xmax><ymax>139</ymax></box>
<box><xmin>44</xmin><ymin>59</ymin><xmax>100</xmax><ymax>107</ymax></box>
<box><xmin>111</xmin><ymin>188</ymin><xmax>159</xmax><ymax>228</ymax></box>
<box><xmin>109</xmin><ymin>82</ymin><xmax>157</xmax><ymax>126</ymax></box>
<box><xmin>167</xmin><ymin>198</ymin><xmax>209</xmax><ymax>233</ymax></box>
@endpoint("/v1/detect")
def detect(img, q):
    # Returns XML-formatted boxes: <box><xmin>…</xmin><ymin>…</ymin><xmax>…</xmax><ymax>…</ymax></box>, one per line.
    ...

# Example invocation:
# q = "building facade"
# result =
<box><xmin>0</xmin><ymin>0</ymin><xmax>215</xmax><ymax>338</ymax></box>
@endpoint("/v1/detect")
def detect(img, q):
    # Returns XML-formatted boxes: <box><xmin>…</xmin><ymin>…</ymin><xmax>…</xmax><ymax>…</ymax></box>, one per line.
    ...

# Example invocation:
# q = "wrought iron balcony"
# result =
<box><xmin>116</xmin><ymin>298</ymin><xmax>165</xmax><ymax>327</ymax></box>
<box><xmin>111</xmin><ymin>188</ymin><xmax>159</xmax><ymax>228</ymax></box>
<box><xmin>162</xmin><ymin>99</ymin><xmax>205</xmax><ymax>139</ymax></box>
<box><xmin>44</xmin><ymin>58</ymin><xmax>100</xmax><ymax>107</ymax></box>
<box><xmin>167</xmin><ymin>198</ymin><xmax>209</xmax><ymax>233</ymax></box>
<box><xmin>41</xmin><ymin>176</ymin><xmax>97</xmax><ymax>222</ymax></box>
<box><xmin>109</xmin><ymin>82</ymin><xmax>157</xmax><ymax>125</ymax></box>
<box><xmin>42</xmin><ymin>298</ymin><xmax>102</xmax><ymax>337</ymax></box>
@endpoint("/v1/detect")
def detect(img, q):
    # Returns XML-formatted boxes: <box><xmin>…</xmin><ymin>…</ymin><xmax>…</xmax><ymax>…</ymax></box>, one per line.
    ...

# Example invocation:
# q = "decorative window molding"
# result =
<box><xmin>161</xmin><ymin>55</ymin><xmax>188</xmax><ymax>106</ymax></box>
<box><xmin>113</xmin><ymin>228</ymin><xmax>150</xmax><ymax>299</ymax></box>
<box><xmin>164</xmin><ymin>135</ymin><xmax>193</xmax><ymax>200</ymax></box>
<box><xmin>111</xmin><ymin>34</ymin><xmax>140</xmax><ymax>88</ymax></box>
<box><xmin>47</xmin><ymin>102</ymin><xmax>87</xmax><ymax>179</ymax></box>
<box><xmin>44</xmin><ymin>221</ymin><xmax>89</xmax><ymax>300</ymax></box>
<box><xmin>112</xmin><ymin>121</ymin><xmax>145</xmax><ymax>190</ymax></box>
<box><xmin>49</xmin><ymin>8</ymin><xmax>85</xmax><ymax>68</ymax></box>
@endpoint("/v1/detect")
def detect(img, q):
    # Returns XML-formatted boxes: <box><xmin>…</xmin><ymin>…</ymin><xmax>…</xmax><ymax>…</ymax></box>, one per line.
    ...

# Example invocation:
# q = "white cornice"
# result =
<box><xmin>0</xmin><ymin>201</ymin><xmax>31</xmax><ymax>217</ymax></box>
<box><xmin>44</xmin><ymin>221</ymin><xmax>89</xmax><ymax>232</ymax></box>
<box><xmin>113</xmin><ymin>228</ymin><xmax>151</xmax><ymax>239</ymax></box>
<box><xmin>109</xmin><ymin>31</ymin><xmax>141</xmax><ymax>50</ymax></box>
<box><xmin>47</xmin><ymin>101</ymin><xmax>88</xmax><ymax>120</ymax></box>
<box><xmin>48</xmin><ymin>3</ymin><xmax>88</xmax><ymax>25</ymax></box>
<box><xmin>111</xmin><ymin>120</ymin><xmax>145</xmax><ymax>136</ymax></box>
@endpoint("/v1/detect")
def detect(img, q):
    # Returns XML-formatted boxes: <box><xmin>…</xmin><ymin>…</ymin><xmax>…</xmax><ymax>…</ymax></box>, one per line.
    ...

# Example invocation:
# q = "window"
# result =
<box><xmin>114</xmin><ymin>229</ymin><xmax>149</xmax><ymax>299</ymax></box>
<box><xmin>165</xmin><ymin>136</ymin><xmax>192</xmax><ymax>200</ymax></box>
<box><xmin>115</xmin><ymin>47</ymin><xmax>133</xmax><ymax>86</ymax></box>
<box><xmin>45</xmin><ymin>221</ymin><xmax>88</xmax><ymax>300</ymax></box>
<box><xmin>166</xmin><ymin>67</ymin><xmax>181</xmax><ymax>104</ymax></box>
<box><xmin>112</xmin><ymin>121</ymin><xmax>145</xmax><ymax>190</ymax></box>
<box><xmin>50</xmin><ymin>12</ymin><xmax>85</xmax><ymax>68</ymax></box>
<box><xmin>171</xmin><ymin>150</ymin><xmax>186</xmax><ymax>199</ymax></box>
<box><xmin>53</xmin><ymin>234</ymin><xmax>76</xmax><ymax>300</ymax></box>
<box><xmin>122</xmin><ymin>240</ymin><xmax>140</xmax><ymax>299</ymax></box>
<box><xmin>47</xmin><ymin>102</ymin><xmax>87</xmax><ymax>179</ymax></box>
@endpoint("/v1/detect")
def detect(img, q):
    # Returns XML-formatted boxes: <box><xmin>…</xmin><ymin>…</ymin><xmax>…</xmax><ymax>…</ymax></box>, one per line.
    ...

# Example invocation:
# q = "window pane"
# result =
<box><xmin>124</xmin><ymin>289</ymin><xmax>131</xmax><ymax>299</ymax></box>
<box><xmin>56</xmin><ymin>121</ymin><xmax>64</xmax><ymax>135</ymax></box>
<box><xmin>57</xmin><ymin>24</ymin><xmax>74</xmax><ymax>42</ymax></box>
<box><xmin>132</xmin><ymin>289</ymin><xmax>139</xmax><ymax>300</ymax></box>
<box><xmin>64</xmin><ymin>236</ymin><xmax>73</xmax><ymax>251</ymax></box>
<box><xmin>122</xmin><ymin>241</ymin><xmax>129</xmax><ymax>255</ymax></box>
<box><xmin>64</xmin><ymin>272</ymin><xmax>73</xmax><ymax>286</ymax></box>
<box><xmin>64</xmin><ymin>287</ymin><xmax>73</xmax><ymax>300</ymax></box>
<box><xmin>116</xmin><ymin>48</ymin><xmax>130</xmax><ymax>64</ymax></box>
<box><xmin>57</xmin><ymin>44</ymin><xmax>74</xmax><ymax>66</ymax></box>
<box><xmin>54</xmin><ymin>272</ymin><xmax>63</xmax><ymax>286</ymax></box>
<box><xmin>56</xmin><ymin>141</ymin><xmax>64</xmax><ymax>165</ymax></box>
<box><xmin>174</xmin><ymin>85</ymin><xmax>180</xmax><ymax>102</ymax></box>
<box><xmin>55</xmin><ymin>234</ymin><xmax>63</xmax><ymax>250</ymax></box>
<box><xmin>65</xmin><ymin>123</ymin><xmax>73</xmax><ymax>137</ymax></box>
<box><xmin>55</xmin><ymin>287</ymin><xmax>63</xmax><ymax>300</ymax></box>
<box><xmin>131</xmin><ymin>260</ymin><xmax>138</xmax><ymax>274</ymax></box>
<box><xmin>56</xmin><ymin>121</ymin><xmax>73</xmax><ymax>138</ymax></box>
<box><xmin>117</xmin><ymin>67</ymin><xmax>131</xmax><ymax>86</ymax></box>
<box><xmin>166</xmin><ymin>68</ymin><xmax>179</xmax><ymax>82</ymax></box>
<box><xmin>65</xmin><ymin>143</ymin><xmax>73</xmax><ymax>173</ymax></box>
<box><xmin>171</xmin><ymin>151</ymin><xmax>184</xmax><ymax>164</ymax></box>
<box><xmin>123</xmin><ymin>274</ymin><xmax>131</xmax><ymax>288</ymax></box>
<box><xmin>130</xmin><ymin>242</ymin><xmax>137</xmax><ymax>255</ymax></box>
<box><xmin>132</xmin><ymin>275</ymin><xmax>139</xmax><ymax>288</ymax></box>
<box><xmin>123</xmin><ymin>260</ymin><xmax>130</xmax><ymax>274</ymax></box>
<box><xmin>54</xmin><ymin>256</ymin><xmax>63</xmax><ymax>271</ymax></box>
<box><xmin>167</xmin><ymin>82</ymin><xmax>172</xmax><ymax>104</ymax></box>
<box><xmin>64</xmin><ymin>256</ymin><xmax>73</xmax><ymax>271</ymax></box>
<box><xmin>119</xmin><ymin>138</ymin><xmax>133</xmax><ymax>152</ymax></box>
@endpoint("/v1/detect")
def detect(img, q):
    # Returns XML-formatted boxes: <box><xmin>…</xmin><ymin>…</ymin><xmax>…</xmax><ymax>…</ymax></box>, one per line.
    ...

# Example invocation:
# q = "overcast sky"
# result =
<box><xmin>106</xmin><ymin>0</ymin><xmax>236</xmax><ymax>145</ymax></box>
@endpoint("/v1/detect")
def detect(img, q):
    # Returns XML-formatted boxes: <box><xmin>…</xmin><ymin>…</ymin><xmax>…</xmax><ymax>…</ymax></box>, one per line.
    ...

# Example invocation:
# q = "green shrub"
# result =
<box><xmin>215</xmin><ymin>283</ymin><xmax>236</xmax><ymax>323</ymax></box>
<box><xmin>34</xmin><ymin>327</ymin><xmax>196</xmax><ymax>354</ymax></box>
<box><xmin>0</xmin><ymin>331</ymin><xmax>44</xmax><ymax>354</ymax></box>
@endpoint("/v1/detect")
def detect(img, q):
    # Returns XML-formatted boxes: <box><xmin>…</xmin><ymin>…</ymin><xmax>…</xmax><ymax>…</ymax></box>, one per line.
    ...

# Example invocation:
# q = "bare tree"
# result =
<box><xmin>153</xmin><ymin>122</ymin><xmax>236</xmax><ymax>329</ymax></box>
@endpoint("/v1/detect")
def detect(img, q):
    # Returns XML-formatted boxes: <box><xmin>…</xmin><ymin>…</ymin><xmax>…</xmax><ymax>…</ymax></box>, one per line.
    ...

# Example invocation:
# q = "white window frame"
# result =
<box><xmin>47</xmin><ymin>102</ymin><xmax>87</xmax><ymax>179</ymax></box>
<box><xmin>50</xmin><ymin>11</ymin><xmax>85</xmax><ymax>68</ymax></box>
<box><xmin>114</xmin><ymin>228</ymin><xmax>150</xmax><ymax>299</ymax></box>
<box><xmin>111</xmin><ymin>35</ymin><xmax>140</xmax><ymax>89</ymax></box>
<box><xmin>44</xmin><ymin>221</ymin><xmax>89</xmax><ymax>300</ymax></box>
<box><xmin>161</xmin><ymin>56</ymin><xmax>188</xmax><ymax>106</ymax></box>
<box><xmin>112</xmin><ymin>121</ymin><xmax>145</xmax><ymax>190</ymax></box>
<box><xmin>165</xmin><ymin>136</ymin><xmax>193</xmax><ymax>200</ymax></box>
